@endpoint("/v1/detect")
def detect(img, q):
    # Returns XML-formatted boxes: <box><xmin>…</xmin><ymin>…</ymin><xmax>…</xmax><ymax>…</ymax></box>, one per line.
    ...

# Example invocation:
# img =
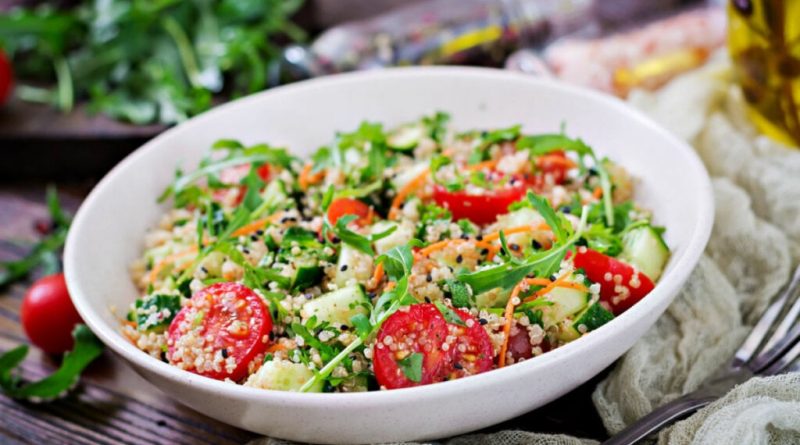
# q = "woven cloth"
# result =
<box><xmin>250</xmin><ymin>55</ymin><xmax>800</xmax><ymax>445</ymax></box>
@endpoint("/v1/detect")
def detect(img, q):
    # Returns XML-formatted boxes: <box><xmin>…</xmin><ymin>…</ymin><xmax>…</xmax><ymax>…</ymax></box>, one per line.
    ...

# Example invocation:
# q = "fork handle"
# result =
<box><xmin>601</xmin><ymin>395</ymin><xmax>716</xmax><ymax>445</ymax></box>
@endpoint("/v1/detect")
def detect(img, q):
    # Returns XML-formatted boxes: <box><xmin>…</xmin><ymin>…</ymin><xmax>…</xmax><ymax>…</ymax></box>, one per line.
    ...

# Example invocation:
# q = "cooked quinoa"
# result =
<box><xmin>123</xmin><ymin>112</ymin><xmax>670</xmax><ymax>392</ymax></box>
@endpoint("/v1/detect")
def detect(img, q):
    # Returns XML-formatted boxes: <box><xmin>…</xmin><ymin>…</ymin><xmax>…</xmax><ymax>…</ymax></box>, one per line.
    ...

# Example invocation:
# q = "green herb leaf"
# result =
<box><xmin>0</xmin><ymin>325</ymin><xmax>103</xmax><ymax>400</ymax></box>
<box><xmin>134</xmin><ymin>294</ymin><xmax>182</xmax><ymax>332</ymax></box>
<box><xmin>397</xmin><ymin>352</ymin><xmax>423</xmax><ymax>383</ymax></box>
<box><xmin>433</xmin><ymin>301</ymin><xmax>466</xmax><ymax>326</ymax></box>
<box><xmin>376</xmin><ymin>244</ymin><xmax>415</xmax><ymax>281</ymax></box>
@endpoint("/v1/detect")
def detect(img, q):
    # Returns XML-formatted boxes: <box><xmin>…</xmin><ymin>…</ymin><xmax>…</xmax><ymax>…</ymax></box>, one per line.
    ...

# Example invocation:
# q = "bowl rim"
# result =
<box><xmin>64</xmin><ymin>66</ymin><xmax>714</xmax><ymax>406</ymax></box>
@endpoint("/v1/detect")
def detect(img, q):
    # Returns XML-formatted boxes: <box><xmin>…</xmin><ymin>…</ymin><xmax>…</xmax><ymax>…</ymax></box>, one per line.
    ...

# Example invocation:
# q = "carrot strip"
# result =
<box><xmin>230</xmin><ymin>212</ymin><xmax>285</xmax><ymax>238</ymax></box>
<box><xmin>369</xmin><ymin>263</ymin><xmax>385</xmax><ymax>291</ymax></box>
<box><xmin>299</xmin><ymin>163</ymin><xmax>325</xmax><ymax>190</ymax></box>
<box><xmin>466</xmin><ymin>159</ymin><xmax>498</xmax><ymax>171</ymax></box>
<box><xmin>498</xmin><ymin>281</ymin><xmax>526</xmax><ymax>368</ymax></box>
<box><xmin>149</xmin><ymin>246</ymin><xmax>199</xmax><ymax>284</ymax></box>
<box><xmin>536</xmin><ymin>154</ymin><xmax>577</xmax><ymax>170</ymax></box>
<box><xmin>266</xmin><ymin>343</ymin><xmax>288</xmax><ymax>353</ymax></box>
<box><xmin>481</xmin><ymin>223</ymin><xmax>550</xmax><ymax>242</ymax></box>
<box><xmin>592</xmin><ymin>186</ymin><xmax>603</xmax><ymax>199</ymax></box>
<box><xmin>388</xmin><ymin>169</ymin><xmax>429</xmax><ymax>219</ymax></box>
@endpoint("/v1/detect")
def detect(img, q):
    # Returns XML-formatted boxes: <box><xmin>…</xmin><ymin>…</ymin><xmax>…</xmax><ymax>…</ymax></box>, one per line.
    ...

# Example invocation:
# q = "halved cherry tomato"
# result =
<box><xmin>0</xmin><ymin>50</ymin><xmax>12</xmax><ymax>106</ymax></box>
<box><xmin>373</xmin><ymin>303</ymin><xmax>492</xmax><ymax>389</ymax></box>
<box><xmin>213</xmin><ymin>163</ymin><xmax>271</xmax><ymax>204</ymax></box>
<box><xmin>529</xmin><ymin>151</ymin><xmax>573</xmax><ymax>190</ymax></box>
<box><xmin>167</xmin><ymin>283</ymin><xmax>272</xmax><ymax>381</ymax></box>
<box><xmin>432</xmin><ymin>179</ymin><xmax>526</xmax><ymax>226</ymax></box>
<box><xmin>21</xmin><ymin>273</ymin><xmax>83</xmax><ymax>354</ymax></box>
<box><xmin>572</xmin><ymin>248</ymin><xmax>655</xmax><ymax>315</ymax></box>
<box><xmin>327</xmin><ymin>198</ymin><xmax>372</xmax><ymax>226</ymax></box>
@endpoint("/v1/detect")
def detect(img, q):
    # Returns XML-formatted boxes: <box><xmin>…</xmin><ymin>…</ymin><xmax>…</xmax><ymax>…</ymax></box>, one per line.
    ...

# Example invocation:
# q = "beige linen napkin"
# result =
<box><xmin>251</xmin><ymin>55</ymin><xmax>800</xmax><ymax>445</ymax></box>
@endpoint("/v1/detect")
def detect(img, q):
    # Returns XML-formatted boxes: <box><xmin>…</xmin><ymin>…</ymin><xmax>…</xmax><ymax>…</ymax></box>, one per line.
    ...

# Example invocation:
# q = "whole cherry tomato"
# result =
<box><xmin>21</xmin><ymin>273</ymin><xmax>84</xmax><ymax>354</ymax></box>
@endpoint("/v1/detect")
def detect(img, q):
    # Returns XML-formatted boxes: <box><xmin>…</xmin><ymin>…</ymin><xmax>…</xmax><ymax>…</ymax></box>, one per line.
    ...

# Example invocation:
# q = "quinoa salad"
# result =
<box><xmin>123</xmin><ymin>112</ymin><xmax>670</xmax><ymax>392</ymax></box>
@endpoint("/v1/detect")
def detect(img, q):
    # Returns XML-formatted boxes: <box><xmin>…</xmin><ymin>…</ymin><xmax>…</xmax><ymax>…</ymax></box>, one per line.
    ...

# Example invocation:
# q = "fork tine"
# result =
<box><xmin>730</xmin><ymin>265</ymin><xmax>800</xmax><ymax>369</ymax></box>
<box><xmin>760</xmin><ymin>334</ymin><xmax>800</xmax><ymax>375</ymax></box>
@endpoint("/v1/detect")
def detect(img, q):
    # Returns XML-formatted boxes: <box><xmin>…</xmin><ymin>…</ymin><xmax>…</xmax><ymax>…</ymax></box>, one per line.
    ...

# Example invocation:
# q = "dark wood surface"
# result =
<box><xmin>0</xmin><ymin>184</ymin><xmax>610</xmax><ymax>444</ymax></box>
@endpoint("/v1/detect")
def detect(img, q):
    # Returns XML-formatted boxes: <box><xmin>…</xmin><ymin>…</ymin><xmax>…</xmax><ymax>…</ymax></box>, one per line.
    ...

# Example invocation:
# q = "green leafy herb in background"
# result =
<box><xmin>0</xmin><ymin>187</ymin><xmax>71</xmax><ymax>288</ymax></box>
<box><xmin>0</xmin><ymin>0</ymin><xmax>305</xmax><ymax>124</ymax></box>
<box><xmin>0</xmin><ymin>325</ymin><xmax>103</xmax><ymax>400</ymax></box>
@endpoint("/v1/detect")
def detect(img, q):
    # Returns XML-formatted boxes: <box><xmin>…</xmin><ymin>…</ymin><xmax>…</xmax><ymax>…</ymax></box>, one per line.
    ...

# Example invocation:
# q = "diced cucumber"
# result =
<box><xmin>620</xmin><ymin>225</ymin><xmax>670</xmax><ymax>281</ymax></box>
<box><xmin>387</xmin><ymin>124</ymin><xmax>426</xmax><ymax>151</ymax></box>
<box><xmin>246</xmin><ymin>359</ymin><xmax>322</xmax><ymax>392</ymax></box>
<box><xmin>557</xmin><ymin>302</ymin><xmax>614</xmax><ymax>341</ymax></box>
<box><xmin>335</xmin><ymin>244</ymin><xmax>372</xmax><ymax>288</ymax></box>
<box><xmin>259</xmin><ymin>179</ymin><xmax>290</xmax><ymax>213</ymax></box>
<box><xmin>291</xmin><ymin>256</ymin><xmax>323</xmax><ymax>290</ymax></box>
<box><xmin>541</xmin><ymin>286</ymin><xmax>590</xmax><ymax>327</ymax></box>
<box><xmin>301</xmin><ymin>284</ymin><xmax>369</xmax><ymax>328</ymax></box>
<box><xmin>475</xmin><ymin>287</ymin><xmax>511</xmax><ymax>308</ymax></box>
<box><xmin>494</xmin><ymin>207</ymin><xmax>544</xmax><ymax>245</ymax></box>
<box><xmin>371</xmin><ymin>220</ymin><xmax>414</xmax><ymax>255</ymax></box>
<box><xmin>391</xmin><ymin>162</ymin><xmax>429</xmax><ymax>191</ymax></box>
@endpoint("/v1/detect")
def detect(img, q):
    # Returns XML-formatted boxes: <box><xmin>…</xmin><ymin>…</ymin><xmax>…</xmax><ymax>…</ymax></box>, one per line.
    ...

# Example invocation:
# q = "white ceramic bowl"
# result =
<box><xmin>65</xmin><ymin>67</ymin><xmax>713</xmax><ymax>444</ymax></box>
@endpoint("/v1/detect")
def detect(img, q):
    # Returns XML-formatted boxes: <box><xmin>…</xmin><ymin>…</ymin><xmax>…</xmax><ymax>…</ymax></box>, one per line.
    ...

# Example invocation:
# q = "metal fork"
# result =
<box><xmin>603</xmin><ymin>264</ymin><xmax>800</xmax><ymax>445</ymax></box>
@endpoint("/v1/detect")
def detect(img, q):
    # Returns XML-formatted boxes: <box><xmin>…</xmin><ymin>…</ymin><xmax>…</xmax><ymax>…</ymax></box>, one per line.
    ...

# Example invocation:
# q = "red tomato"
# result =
<box><xmin>327</xmin><ymin>198</ymin><xmax>372</xmax><ymax>226</ymax></box>
<box><xmin>432</xmin><ymin>180</ymin><xmax>526</xmax><ymax>226</ymax></box>
<box><xmin>167</xmin><ymin>283</ymin><xmax>272</xmax><ymax>381</ymax></box>
<box><xmin>373</xmin><ymin>303</ymin><xmax>493</xmax><ymax>389</ymax></box>
<box><xmin>572</xmin><ymin>248</ymin><xmax>655</xmax><ymax>315</ymax></box>
<box><xmin>21</xmin><ymin>273</ymin><xmax>83</xmax><ymax>354</ymax></box>
<box><xmin>0</xmin><ymin>50</ymin><xmax>12</xmax><ymax>106</ymax></box>
<box><xmin>213</xmin><ymin>163</ymin><xmax>271</xmax><ymax>204</ymax></box>
<box><xmin>529</xmin><ymin>151</ymin><xmax>573</xmax><ymax>190</ymax></box>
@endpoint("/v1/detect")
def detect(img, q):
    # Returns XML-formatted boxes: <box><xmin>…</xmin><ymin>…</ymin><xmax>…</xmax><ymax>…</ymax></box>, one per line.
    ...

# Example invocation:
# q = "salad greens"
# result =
<box><xmin>0</xmin><ymin>1</ymin><xmax>304</xmax><ymax>124</ymax></box>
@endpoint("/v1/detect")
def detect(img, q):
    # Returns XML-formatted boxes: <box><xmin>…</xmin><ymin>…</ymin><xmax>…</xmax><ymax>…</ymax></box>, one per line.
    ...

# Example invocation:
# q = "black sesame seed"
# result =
<box><xmin>340</xmin><ymin>325</ymin><xmax>349</xmax><ymax>331</ymax></box>
<box><xmin>221</xmin><ymin>348</ymin><xmax>229</xmax><ymax>358</ymax></box>
<box><xmin>250</xmin><ymin>235</ymin><xmax>259</xmax><ymax>241</ymax></box>
<box><xmin>242</xmin><ymin>248</ymin><xmax>250</xmax><ymax>254</ymax></box>
<box><xmin>160</xmin><ymin>351</ymin><xmax>168</xmax><ymax>363</ymax></box>
<box><xmin>479</xmin><ymin>318</ymin><xmax>488</xmax><ymax>325</ymax></box>
<box><xmin>509</xmin><ymin>178</ymin><xmax>518</xmax><ymax>185</ymax></box>
<box><xmin>340</xmin><ymin>264</ymin><xmax>349</xmax><ymax>272</ymax></box>
<box><xmin>424</xmin><ymin>297</ymin><xmax>431</xmax><ymax>303</ymax></box>
<box><xmin>256</xmin><ymin>230</ymin><xmax>264</xmax><ymax>236</ymax></box>
<box><xmin>560</xmin><ymin>206</ymin><xmax>572</xmax><ymax>214</ymax></box>
<box><xmin>456</xmin><ymin>254</ymin><xmax>463</xmax><ymax>264</ymax></box>
<box><xmin>269</xmin><ymin>332</ymin><xmax>276</xmax><ymax>341</ymax></box>
<box><xmin>476</xmin><ymin>235</ymin><xmax>484</xmax><ymax>241</ymax></box>
<box><xmin>368</xmin><ymin>292</ymin><xmax>377</xmax><ymax>299</ymax></box>
<box><xmin>575</xmin><ymin>238</ymin><xmax>588</xmax><ymax>247</ymax></box>
<box><xmin>531</xmin><ymin>240</ymin><xmax>542</xmax><ymax>249</ymax></box>
<box><xmin>331</xmin><ymin>236</ymin><xmax>341</xmax><ymax>244</ymax></box>
<box><xmin>200</xmin><ymin>266</ymin><xmax>209</xmax><ymax>274</ymax></box>
<box><xmin>460</xmin><ymin>234</ymin><xmax>469</xmax><ymax>240</ymax></box>
<box><xmin>588</xmin><ymin>167</ymin><xmax>598</xmax><ymax>176</ymax></box>
<box><xmin>453</xmin><ymin>363</ymin><xmax>464</xmax><ymax>370</ymax></box>
<box><xmin>481</xmin><ymin>248</ymin><xmax>490</xmax><ymax>255</ymax></box>
<box><xmin>550</xmin><ymin>274</ymin><xmax>557</xmax><ymax>282</ymax></box>
<box><xmin>448</xmin><ymin>266</ymin><xmax>454</xmax><ymax>273</ymax></box>
<box><xmin>510</xmin><ymin>244</ymin><xmax>520</xmax><ymax>252</ymax></box>
<box><xmin>426</xmin><ymin>274</ymin><xmax>433</xmax><ymax>283</ymax></box>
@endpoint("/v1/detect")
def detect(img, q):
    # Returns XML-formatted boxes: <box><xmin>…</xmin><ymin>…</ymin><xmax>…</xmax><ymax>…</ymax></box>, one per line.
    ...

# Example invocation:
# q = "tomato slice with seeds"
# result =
<box><xmin>213</xmin><ymin>163</ymin><xmax>271</xmax><ymax>204</ymax></box>
<box><xmin>447</xmin><ymin>308</ymin><xmax>494</xmax><ymax>379</ymax></box>
<box><xmin>373</xmin><ymin>303</ymin><xmax>492</xmax><ymax>389</ymax></box>
<box><xmin>432</xmin><ymin>178</ymin><xmax>526</xmax><ymax>226</ymax></box>
<box><xmin>167</xmin><ymin>283</ymin><xmax>272</xmax><ymax>381</ymax></box>
<box><xmin>327</xmin><ymin>198</ymin><xmax>372</xmax><ymax>226</ymax></box>
<box><xmin>572</xmin><ymin>248</ymin><xmax>655</xmax><ymax>315</ymax></box>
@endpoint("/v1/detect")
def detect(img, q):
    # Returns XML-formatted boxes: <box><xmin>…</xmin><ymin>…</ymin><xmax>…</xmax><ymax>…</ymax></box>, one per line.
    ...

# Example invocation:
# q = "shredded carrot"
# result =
<box><xmin>230</xmin><ymin>212</ymin><xmax>285</xmax><ymax>238</ymax></box>
<box><xmin>369</xmin><ymin>263</ymin><xmax>385</xmax><ymax>291</ymax></box>
<box><xmin>481</xmin><ymin>223</ymin><xmax>551</xmax><ymax>242</ymax></box>
<box><xmin>388</xmin><ymin>169</ymin><xmax>429</xmax><ymax>219</ymax></box>
<box><xmin>384</xmin><ymin>281</ymin><xmax>396</xmax><ymax>292</ymax></box>
<box><xmin>466</xmin><ymin>159</ymin><xmax>498</xmax><ymax>171</ymax></box>
<box><xmin>536</xmin><ymin>154</ymin><xmax>577</xmax><ymax>170</ymax></box>
<box><xmin>148</xmin><ymin>246</ymin><xmax>199</xmax><ymax>284</ymax></box>
<box><xmin>592</xmin><ymin>186</ymin><xmax>603</xmax><ymax>199</ymax></box>
<box><xmin>266</xmin><ymin>343</ymin><xmax>288</xmax><ymax>353</ymax></box>
<box><xmin>498</xmin><ymin>280</ymin><xmax>526</xmax><ymax>368</ymax></box>
<box><xmin>299</xmin><ymin>163</ymin><xmax>325</xmax><ymax>190</ymax></box>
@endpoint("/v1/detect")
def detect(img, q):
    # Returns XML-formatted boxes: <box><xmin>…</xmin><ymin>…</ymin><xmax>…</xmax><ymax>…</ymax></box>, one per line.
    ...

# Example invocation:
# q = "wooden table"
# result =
<box><xmin>0</xmin><ymin>185</ymin><xmax>610</xmax><ymax>444</ymax></box>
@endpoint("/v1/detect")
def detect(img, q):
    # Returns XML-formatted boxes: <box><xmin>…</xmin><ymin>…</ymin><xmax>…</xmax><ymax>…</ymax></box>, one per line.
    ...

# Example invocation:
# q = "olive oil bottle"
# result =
<box><xmin>728</xmin><ymin>0</ymin><xmax>800</xmax><ymax>147</ymax></box>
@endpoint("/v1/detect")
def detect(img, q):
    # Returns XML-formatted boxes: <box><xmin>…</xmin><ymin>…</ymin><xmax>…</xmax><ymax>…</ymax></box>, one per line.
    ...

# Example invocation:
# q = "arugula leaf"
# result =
<box><xmin>445</xmin><ymin>279</ymin><xmax>473</xmax><ymax>308</ymax></box>
<box><xmin>240</xmin><ymin>164</ymin><xmax>266</xmax><ymax>211</ymax></box>
<box><xmin>527</xmin><ymin>191</ymin><xmax>567</xmax><ymax>242</ymax></box>
<box><xmin>330</xmin><ymin>215</ymin><xmax>397</xmax><ymax>256</ymax></box>
<box><xmin>0</xmin><ymin>325</ymin><xmax>103</xmax><ymax>400</ymax></box>
<box><xmin>376</xmin><ymin>244</ymin><xmax>416</xmax><ymax>281</ymax></box>
<box><xmin>397</xmin><ymin>352</ymin><xmax>423</xmax><ymax>383</ymax></box>
<box><xmin>350</xmin><ymin>313</ymin><xmax>372</xmax><ymax>338</ymax></box>
<box><xmin>516</xmin><ymin>133</ymin><xmax>593</xmax><ymax>156</ymax></box>
<box><xmin>481</xmin><ymin>125</ymin><xmax>521</xmax><ymax>146</ymax></box>
<box><xmin>433</xmin><ymin>301</ymin><xmax>466</xmax><ymax>327</ymax></box>
<box><xmin>422</xmin><ymin>111</ymin><xmax>450</xmax><ymax>143</ymax></box>
<box><xmin>133</xmin><ymin>294</ymin><xmax>182</xmax><ymax>332</ymax></box>
<box><xmin>582</xmin><ymin>224</ymin><xmax>623</xmax><ymax>256</ymax></box>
